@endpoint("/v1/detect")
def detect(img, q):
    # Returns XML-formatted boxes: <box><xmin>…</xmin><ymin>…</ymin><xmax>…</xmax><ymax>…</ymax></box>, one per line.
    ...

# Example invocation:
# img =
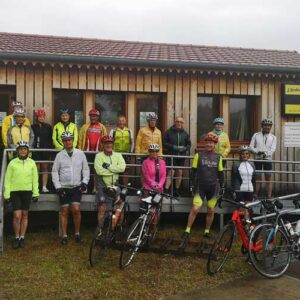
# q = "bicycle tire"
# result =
<box><xmin>119</xmin><ymin>217</ymin><xmax>146</xmax><ymax>269</ymax></box>
<box><xmin>248</xmin><ymin>223</ymin><xmax>291</xmax><ymax>279</ymax></box>
<box><xmin>207</xmin><ymin>221</ymin><xmax>235</xmax><ymax>275</ymax></box>
<box><xmin>89</xmin><ymin>217</ymin><xmax>111</xmax><ymax>267</ymax></box>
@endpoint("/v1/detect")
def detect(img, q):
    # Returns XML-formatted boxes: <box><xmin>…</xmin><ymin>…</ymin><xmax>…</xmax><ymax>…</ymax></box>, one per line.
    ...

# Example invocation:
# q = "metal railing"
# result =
<box><xmin>0</xmin><ymin>148</ymin><xmax>300</xmax><ymax>252</ymax></box>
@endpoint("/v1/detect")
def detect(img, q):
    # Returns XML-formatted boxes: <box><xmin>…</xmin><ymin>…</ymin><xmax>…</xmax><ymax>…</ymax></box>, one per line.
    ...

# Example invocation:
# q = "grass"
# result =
<box><xmin>0</xmin><ymin>225</ymin><xmax>251</xmax><ymax>300</ymax></box>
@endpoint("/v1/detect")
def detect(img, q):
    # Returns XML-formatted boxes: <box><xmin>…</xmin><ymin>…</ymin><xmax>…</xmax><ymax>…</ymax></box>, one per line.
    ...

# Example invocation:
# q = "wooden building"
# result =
<box><xmin>0</xmin><ymin>32</ymin><xmax>300</xmax><ymax>188</ymax></box>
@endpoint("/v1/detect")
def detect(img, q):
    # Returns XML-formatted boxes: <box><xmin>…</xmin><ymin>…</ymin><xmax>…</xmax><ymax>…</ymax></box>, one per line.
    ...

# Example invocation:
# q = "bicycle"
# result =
<box><xmin>248</xmin><ymin>194</ymin><xmax>300</xmax><ymax>278</ymax></box>
<box><xmin>206</xmin><ymin>193</ymin><xmax>289</xmax><ymax>275</ymax></box>
<box><xmin>89</xmin><ymin>184</ymin><xmax>131</xmax><ymax>267</ymax></box>
<box><xmin>119</xmin><ymin>190</ymin><xmax>178</xmax><ymax>269</ymax></box>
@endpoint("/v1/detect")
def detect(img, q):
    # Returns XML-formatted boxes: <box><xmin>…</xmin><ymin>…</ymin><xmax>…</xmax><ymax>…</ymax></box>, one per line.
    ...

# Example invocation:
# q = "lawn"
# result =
<box><xmin>0</xmin><ymin>226</ymin><xmax>250</xmax><ymax>300</ymax></box>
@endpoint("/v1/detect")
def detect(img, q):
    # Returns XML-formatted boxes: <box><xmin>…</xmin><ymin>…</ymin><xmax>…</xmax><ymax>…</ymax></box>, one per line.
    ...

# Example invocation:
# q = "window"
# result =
<box><xmin>95</xmin><ymin>92</ymin><xmax>126</xmax><ymax>130</ymax></box>
<box><xmin>197</xmin><ymin>95</ymin><xmax>220</xmax><ymax>140</ymax></box>
<box><xmin>229</xmin><ymin>97</ymin><xmax>256</xmax><ymax>141</ymax></box>
<box><xmin>136</xmin><ymin>94</ymin><xmax>163</xmax><ymax>131</ymax></box>
<box><xmin>54</xmin><ymin>90</ymin><xmax>83</xmax><ymax>127</ymax></box>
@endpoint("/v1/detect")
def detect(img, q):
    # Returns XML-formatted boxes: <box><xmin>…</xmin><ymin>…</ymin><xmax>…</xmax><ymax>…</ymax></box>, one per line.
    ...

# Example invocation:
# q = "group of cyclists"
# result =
<box><xmin>2</xmin><ymin>99</ymin><xmax>277</xmax><ymax>249</ymax></box>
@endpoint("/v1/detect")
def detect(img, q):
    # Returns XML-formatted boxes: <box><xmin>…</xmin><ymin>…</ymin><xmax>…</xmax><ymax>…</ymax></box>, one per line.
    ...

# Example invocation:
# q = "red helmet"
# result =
<box><xmin>101</xmin><ymin>135</ymin><xmax>113</xmax><ymax>144</ymax></box>
<box><xmin>34</xmin><ymin>108</ymin><xmax>46</xmax><ymax>117</ymax></box>
<box><xmin>204</xmin><ymin>133</ymin><xmax>219</xmax><ymax>143</ymax></box>
<box><xmin>89</xmin><ymin>109</ymin><xmax>100</xmax><ymax>116</ymax></box>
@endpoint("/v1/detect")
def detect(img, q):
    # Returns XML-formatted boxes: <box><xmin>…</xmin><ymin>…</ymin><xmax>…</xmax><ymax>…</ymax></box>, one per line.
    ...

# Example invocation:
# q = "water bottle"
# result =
<box><xmin>295</xmin><ymin>220</ymin><xmax>300</xmax><ymax>237</ymax></box>
<box><xmin>286</xmin><ymin>222</ymin><xmax>295</xmax><ymax>236</ymax></box>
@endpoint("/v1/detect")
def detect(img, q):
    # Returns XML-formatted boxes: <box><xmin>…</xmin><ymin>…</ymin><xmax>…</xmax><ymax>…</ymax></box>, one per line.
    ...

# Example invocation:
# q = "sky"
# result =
<box><xmin>1</xmin><ymin>0</ymin><xmax>300</xmax><ymax>51</ymax></box>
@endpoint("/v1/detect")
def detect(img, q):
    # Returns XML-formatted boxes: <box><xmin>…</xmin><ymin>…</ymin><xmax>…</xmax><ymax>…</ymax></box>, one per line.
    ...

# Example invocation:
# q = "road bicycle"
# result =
<box><xmin>206</xmin><ymin>194</ymin><xmax>294</xmax><ymax>275</ymax></box>
<box><xmin>248</xmin><ymin>195</ymin><xmax>300</xmax><ymax>278</ymax></box>
<box><xmin>89</xmin><ymin>184</ymin><xmax>132</xmax><ymax>267</ymax></box>
<box><xmin>119</xmin><ymin>190</ymin><xmax>178</xmax><ymax>269</ymax></box>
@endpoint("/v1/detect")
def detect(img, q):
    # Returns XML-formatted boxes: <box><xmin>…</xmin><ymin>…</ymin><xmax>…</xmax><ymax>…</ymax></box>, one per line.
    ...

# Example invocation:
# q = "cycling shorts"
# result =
<box><xmin>59</xmin><ymin>187</ymin><xmax>82</xmax><ymax>207</ymax></box>
<box><xmin>254</xmin><ymin>161</ymin><xmax>272</xmax><ymax>177</ymax></box>
<box><xmin>193</xmin><ymin>184</ymin><xmax>217</xmax><ymax>209</ymax></box>
<box><xmin>11</xmin><ymin>191</ymin><xmax>32</xmax><ymax>211</ymax></box>
<box><xmin>236</xmin><ymin>191</ymin><xmax>254</xmax><ymax>202</ymax></box>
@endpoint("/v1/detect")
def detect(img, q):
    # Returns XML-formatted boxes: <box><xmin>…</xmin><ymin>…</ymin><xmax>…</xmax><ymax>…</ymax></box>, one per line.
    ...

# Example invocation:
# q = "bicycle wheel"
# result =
<box><xmin>89</xmin><ymin>217</ymin><xmax>112</xmax><ymax>267</ymax></box>
<box><xmin>119</xmin><ymin>217</ymin><xmax>146</xmax><ymax>269</ymax></box>
<box><xmin>207</xmin><ymin>221</ymin><xmax>235</xmax><ymax>275</ymax></box>
<box><xmin>248</xmin><ymin>223</ymin><xmax>291</xmax><ymax>278</ymax></box>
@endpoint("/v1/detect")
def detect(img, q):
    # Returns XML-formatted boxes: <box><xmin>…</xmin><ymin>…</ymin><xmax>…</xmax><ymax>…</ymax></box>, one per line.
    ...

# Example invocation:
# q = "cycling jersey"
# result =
<box><xmin>78</xmin><ymin>122</ymin><xmax>107</xmax><ymax>151</ymax></box>
<box><xmin>142</xmin><ymin>157</ymin><xmax>166</xmax><ymax>192</ymax></box>
<box><xmin>192</xmin><ymin>151</ymin><xmax>224</xmax><ymax>187</ymax></box>
<box><xmin>231</xmin><ymin>161</ymin><xmax>256</xmax><ymax>192</ymax></box>
<box><xmin>7</xmin><ymin>125</ymin><xmax>34</xmax><ymax>149</ymax></box>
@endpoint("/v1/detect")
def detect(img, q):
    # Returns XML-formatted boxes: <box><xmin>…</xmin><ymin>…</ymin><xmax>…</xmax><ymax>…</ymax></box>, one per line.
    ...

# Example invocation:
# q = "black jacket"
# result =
<box><xmin>31</xmin><ymin>123</ymin><xmax>53</xmax><ymax>149</ymax></box>
<box><xmin>164</xmin><ymin>126</ymin><xmax>191</xmax><ymax>155</ymax></box>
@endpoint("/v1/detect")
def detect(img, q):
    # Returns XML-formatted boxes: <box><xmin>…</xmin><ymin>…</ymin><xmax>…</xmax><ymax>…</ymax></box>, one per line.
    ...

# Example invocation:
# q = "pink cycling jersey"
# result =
<box><xmin>142</xmin><ymin>157</ymin><xmax>166</xmax><ymax>192</ymax></box>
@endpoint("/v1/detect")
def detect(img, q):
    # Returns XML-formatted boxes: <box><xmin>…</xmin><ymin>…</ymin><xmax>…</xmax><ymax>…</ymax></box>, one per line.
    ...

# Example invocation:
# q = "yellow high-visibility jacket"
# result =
<box><xmin>52</xmin><ymin>122</ymin><xmax>78</xmax><ymax>150</ymax></box>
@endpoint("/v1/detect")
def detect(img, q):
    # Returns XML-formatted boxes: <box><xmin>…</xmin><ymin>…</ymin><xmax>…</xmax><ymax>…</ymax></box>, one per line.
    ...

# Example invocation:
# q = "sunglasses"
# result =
<box><xmin>149</xmin><ymin>150</ymin><xmax>159</xmax><ymax>153</ymax></box>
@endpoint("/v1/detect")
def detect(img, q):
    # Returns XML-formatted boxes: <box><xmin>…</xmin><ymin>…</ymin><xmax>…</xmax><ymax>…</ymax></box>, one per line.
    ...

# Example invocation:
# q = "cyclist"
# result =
<box><xmin>109</xmin><ymin>115</ymin><xmax>134</xmax><ymax>186</ymax></box>
<box><xmin>209</xmin><ymin>117</ymin><xmax>231</xmax><ymax>167</ymax></box>
<box><xmin>231</xmin><ymin>145</ymin><xmax>256</xmax><ymax>202</ymax></box>
<box><xmin>4</xmin><ymin>141</ymin><xmax>39</xmax><ymax>249</ymax></box>
<box><xmin>250</xmin><ymin>119</ymin><xmax>276</xmax><ymax>198</ymax></box>
<box><xmin>52</xmin><ymin>109</ymin><xmax>78</xmax><ymax>150</ymax></box>
<box><xmin>7</xmin><ymin>109</ymin><xmax>34</xmax><ymax>149</ymax></box>
<box><xmin>31</xmin><ymin>108</ymin><xmax>53</xmax><ymax>193</ymax></box>
<box><xmin>78</xmin><ymin>109</ymin><xmax>107</xmax><ymax>151</ymax></box>
<box><xmin>164</xmin><ymin>116</ymin><xmax>191</xmax><ymax>196</ymax></box>
<box><xmin>52</xmin><ymin>131</ymin><xmax>90</xmax><ymax>245</ymax></box>
<box><xmin>135</xmin><ymin>113</ymin><xmax>163</xmax><ymax>159</ymax></box>
<box><xmin>94</xmin><ymin>135</ymin><xmax>126</xmax><ymax>230</ymax></box>
<box><xmin>181</xmin><ymin>133</ymin><xmax>224</xmax><ymax>244</ymax></box>
<box><xmin>142</xmin><ymin>144</ymin><xmax>166</xmax><ymax>193</ymax></box>
<box><xmin>2</xmin><ymin>100</ymin><xmax>30</xmax><ymax>149</ymax></box>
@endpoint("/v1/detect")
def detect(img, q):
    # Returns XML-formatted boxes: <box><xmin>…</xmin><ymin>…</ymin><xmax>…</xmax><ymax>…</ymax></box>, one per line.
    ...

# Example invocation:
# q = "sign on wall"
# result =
<box><xmin>284</xmin><ymin>122</ymin><xmax>300</xmax><ymax>147</ymax></box>
<box><xmin>282</xmin><ymin>84</ymin><xmax>300</xmax><ymax>116</ymax></box>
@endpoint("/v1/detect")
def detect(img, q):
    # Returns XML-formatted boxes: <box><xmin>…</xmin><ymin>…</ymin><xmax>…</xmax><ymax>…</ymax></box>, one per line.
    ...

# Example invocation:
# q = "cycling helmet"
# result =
<box><xmin>61</xmin><ymin>131</ymin><xmax>74</xmax><ymax>140</ymax></box>
<box><xmin>239</xmin><ymin>145</ymin><xmax>250</xmax><ymax>153</ymax></box>
<box><xmin>34</xmin><ymin>108</ymin><xmax>46</xmax><ymax>117</ymax></box>
<box><xmin>204</xmin><ymin>133</ymin><xmax>219</xmax><ymax>143</ymax></box>
<box><xmin>213</xmin><ymin>117</ymin><xmax>224</xmax><ymax>125</ymax></box>
<box><xmin>12</xmin><ymin>100</ymin><xmax>23</xmax><ymax>107</ymax></box>
<box><xmin>13</xmin><ymin>109</ymin><xmax>25</xmax><ymax>117</ymax></box>
<box><xmin>146</xmin><ymin>113</ymin><xmax>158</xmax><ymax>121</ymax></box>
<box><xmin>261</xmin><ymin>119</ymin><xmax>273</xmax><ymax>126</ymax></box>
<box><xmin>60</xmin><ymin>108</ymin><xmax>69</xmax><ymax>115</ymax></box>
<box><xmin>16</xmin><ymin>140</ymin><xmax>29</xmax><ymax>149</ymax></box>
<box><xmin>148</xmin><ymin>144</ymin><xmax>160</xmax><ymax>151</ymax></box>
<box><xmin>88</xmin><ymin>109</ymin><xmax>100</xmax><ymax>116</ymax></box>
<box><xmin>101</xmin><ymin>135</ymin><xmax>113</xmax><ymax>144</ymax></box>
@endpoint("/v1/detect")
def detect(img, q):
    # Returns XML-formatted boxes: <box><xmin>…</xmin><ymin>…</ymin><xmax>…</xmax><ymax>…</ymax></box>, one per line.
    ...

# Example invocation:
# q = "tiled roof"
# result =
<box><xmin>0</xmin><ymin>32</ymin><xmax>300</xmax><ymax>71</ymax></box>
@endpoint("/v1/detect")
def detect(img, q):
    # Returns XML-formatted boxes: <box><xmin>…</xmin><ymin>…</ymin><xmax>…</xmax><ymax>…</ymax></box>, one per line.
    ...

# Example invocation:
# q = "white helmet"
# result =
<box><xmin>261</xmin><ymin>119</ymin><xmax>273</xmax><ymax>126</ymax></box>
<box><xmin>13</xmin><ymin>109</ymin><xmax>25</xmax><ymax>117</ymax></box>
<box><xmin>12</xmin><ymin>100</ymin><xmax>23</xmax><ymax>107</ymax></box>
<box><xmin>146</xmin><ymin>113</ymin><xmax>158</xmax><ymax>121</ymax></box>
<box><xmin>16</xmin><ymin>140</ymin><xmax>29</xmax><ymax>149</ymax></box>
<box><xmin>61</xmin><ymin>131</ymin><xmax>74</xmax><ymax>140</ymax></box>
<box><xmin>239</xmin><ymin>145</ymin><xmax>250</xmax><ymax>153</ymax></box>
<box><xmin>148</xmin><ymin>144</ymin><xmax>160</xmax><ymax>151</ymax></box>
